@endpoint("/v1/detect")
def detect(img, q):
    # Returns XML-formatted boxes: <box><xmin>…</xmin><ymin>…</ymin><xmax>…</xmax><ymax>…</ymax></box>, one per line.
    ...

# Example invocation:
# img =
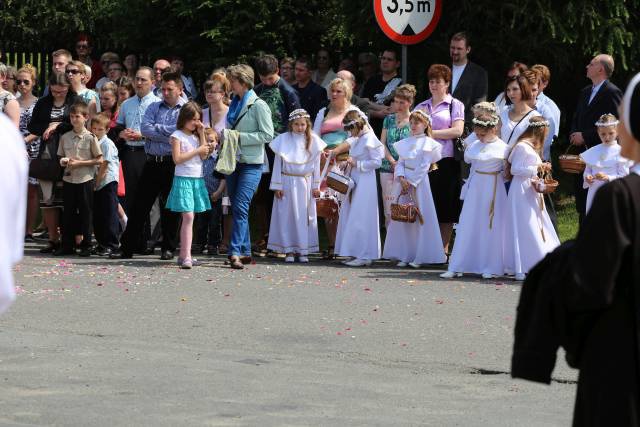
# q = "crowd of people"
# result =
<box><xmin>0</xmin><ymin>32</ymin><xmax>632</xmax><ymax>280</ymax></box>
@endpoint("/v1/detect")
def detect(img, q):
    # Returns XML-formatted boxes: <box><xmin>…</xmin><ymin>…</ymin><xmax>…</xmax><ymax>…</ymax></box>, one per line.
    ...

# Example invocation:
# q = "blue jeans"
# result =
<box><xmin>225</xmin><ymin>163</ymin><xmax>263</xmax><ymax>257</ymax></box>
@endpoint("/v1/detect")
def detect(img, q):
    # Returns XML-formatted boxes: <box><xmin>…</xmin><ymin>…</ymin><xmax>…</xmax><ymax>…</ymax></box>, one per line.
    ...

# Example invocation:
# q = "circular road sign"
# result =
<box><xmin>373</xmin><ymin>0</ymin><xmax>442</xmax><ymax>45</ymax></box>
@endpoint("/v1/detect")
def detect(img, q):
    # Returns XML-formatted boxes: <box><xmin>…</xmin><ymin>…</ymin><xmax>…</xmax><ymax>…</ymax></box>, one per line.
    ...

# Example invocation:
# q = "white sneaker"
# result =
<box><xmin>341</xmin><ymin>258</ymin><xmax>353</xmax><ymax>265</ymax></box>
<box><xmin>515</xmin><ymin>273</ymin><xmax>526</xmax><ymax>281</ymax></box>
<box><xmin>298</xmin><ymin>256</ymin><xmax>309</xmax><ymax>263</ymax></box>
<box><xmin>408</xmin><ymin>262</ymin><xmax>421</xmax><ymax>269</ymax></box>
<box><xmin>482</xmin><ymin>273</ymin><xmax>495</xmax><ymax>279</ymax></box>
<box><xmin>396</xmin><ymin>261</ymin><xmax>408</xmax><ymax>267</ymax></box>
<box><xmin>345</xmin><ymin>258</ymin><xmax>372</xmax><ymax>267</ymax></box>
<box><xmin>285</xmin><ymin>256</ymin><xmax>295</xmax><ymax>263</ymax></box>
<box><xmin>440</xmin><ymin>271</ymin><xmax>462</xmax><ymax>279</ymax></box>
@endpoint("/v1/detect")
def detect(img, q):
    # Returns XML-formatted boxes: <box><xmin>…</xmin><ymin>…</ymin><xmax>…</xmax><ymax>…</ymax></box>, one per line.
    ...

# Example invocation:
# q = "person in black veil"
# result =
<box><xmin>512</xmin><ymin>73</ymin><xmax>640</xmax><ymax>426</ymax></box>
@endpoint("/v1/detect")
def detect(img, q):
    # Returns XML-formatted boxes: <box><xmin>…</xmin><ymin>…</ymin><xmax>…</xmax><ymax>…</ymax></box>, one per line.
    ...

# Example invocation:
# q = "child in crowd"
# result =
<box><xmin>165</xmin><ymin>102</ymin><xmax>215</xmax><ymax>269</ymax></box>
<box><xmin>441</xmin><ymin>108</ymin><xmax>509</xmax><ymax>279</ymax></box>
<box><xmin>383</xmin><ymin>110</ymin><xmax>445</xmax><ymax>267</ymax></box>
<box><xmin>91</xmin><ymin>113</ymin><xmax>121</xmax><ymax>256</ymax></box>
<box><xmin>56</xmin><ymin>101</ymin><xmax>103</xmax><ymax>256</ymax></box>
<box><xmin>329</xmin><ymin>110</ymin><xmax>385</xmax><ymax>266</ymax></box>
<box><xmin>503</xmin><ymin>116</ymin><xmax>559</xmax><ymax>280</ymax></box>
<box><xmin>267</xmin><ymin>109</ymin><xmax>326</xmax><ymax>262</ymax></box>
<box><xmin>195</xmin><ymin>128</ymin><xmax>226</xmax><ymax>255</ymax></box>
<box><xmin>580</xmin><ymin>113</ymin><xmax>631</xmax><ymax>213</ymax></box>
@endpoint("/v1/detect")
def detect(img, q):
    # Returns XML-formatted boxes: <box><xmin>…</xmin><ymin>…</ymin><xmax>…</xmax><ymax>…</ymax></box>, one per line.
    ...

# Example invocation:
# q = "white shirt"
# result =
<box><xmin>631</xmin><ymin>163</ymin><xmax>640</xmax><ymax>176</ymax></box>
<box><xmin>451</xmin><ymin>63</ymin><xmax>467</xmax><ymax>93</ymax></box>
<box><xmin>171</xmin><ymin>130</ymin><xmax>203</xmax><ymax>178</ymax></box>
<box><xmin>0</xmin><ymin>114</ymin><xmax>28</xmax><ymax>314</ymax></box>
<box><xmin>588</xmin><ymin>80</ymin><xmax>606</xmax><ymax>104</ymax></box>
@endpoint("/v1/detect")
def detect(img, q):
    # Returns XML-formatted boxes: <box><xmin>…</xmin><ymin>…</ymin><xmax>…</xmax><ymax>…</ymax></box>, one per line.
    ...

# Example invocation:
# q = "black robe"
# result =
<box><xmin>512</xmin><ymin>173</ymin><xmax>640</xmax><ymax>426</ymax></box>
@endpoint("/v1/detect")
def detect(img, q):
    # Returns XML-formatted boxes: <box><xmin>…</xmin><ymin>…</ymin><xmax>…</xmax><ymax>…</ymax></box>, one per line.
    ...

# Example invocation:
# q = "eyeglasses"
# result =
<box><xmin>16</xmin><ymin>79</ymin><xmax>31</xmax><ymax>85</ymax></box>
<box><xmin>66</xmin><ymin>69</ymin><xmax>81</xmax><ymax>75</ymax></box>
<box><xmin>109</xmin><ymin>67</ymin><xmax>123</xmax><ymax>72</ymax></box>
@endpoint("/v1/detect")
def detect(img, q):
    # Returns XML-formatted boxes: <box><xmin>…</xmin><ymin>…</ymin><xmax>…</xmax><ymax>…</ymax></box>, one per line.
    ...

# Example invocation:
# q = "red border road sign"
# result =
<box><xmin>373</xmin><ymin>0</ymin><xmax>442</xmax><ymax>45</ymax></box>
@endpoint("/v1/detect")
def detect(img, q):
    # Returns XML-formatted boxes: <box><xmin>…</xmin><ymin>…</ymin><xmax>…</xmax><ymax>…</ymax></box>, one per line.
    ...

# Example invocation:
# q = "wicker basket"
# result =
<box><xmin>390</xmin><ymin>192</ymin><xmax>424</xmax><ymax>224</ymax></box>
<box><xmin>533</xmin><ymin>170</ymin><xmax>559</xmax><ymax>194</ymax></box>
<box><xmin>558</xmin><ymin>145</ymin><xmax>586</xmax><ymax>174</ymax></box>
<box><xmin>316</xmin><ymin>197</ymin><xmax>338</xmax><ymax>220</ymax></box>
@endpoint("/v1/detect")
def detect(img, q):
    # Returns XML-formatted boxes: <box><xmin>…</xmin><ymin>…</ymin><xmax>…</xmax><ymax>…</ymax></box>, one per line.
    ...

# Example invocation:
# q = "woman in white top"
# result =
<box><xmin>498</xmin><ymin>75</ymin><xmax>541</xmax><ymax>147</ymax></box>
<box><xmin>442</xmin><ymin>110</ymin><xmax>509</xmax><ymax>279</ymax></box>
<box><xmin>329</xmin><ymin>110</ymin><xmax>385</xmax><ymax>266</ymax></box>
<box><xmin>580</xmin><ymin>113</ymin><xmax>631</xmax><ymax>213</ymax></box>
<box><xmin>383</xmin><ymin>110</ymin><xmax>445</xmax><ymax>267</ymax></box>
<box><xmin>503</xmin><ymin>117</ymin><xmax>559</xmax><ymax>280</ymax></box>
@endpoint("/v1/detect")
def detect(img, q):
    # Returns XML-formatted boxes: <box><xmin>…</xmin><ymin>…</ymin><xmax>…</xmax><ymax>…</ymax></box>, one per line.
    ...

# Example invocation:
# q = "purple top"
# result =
<box><xmin>414</xmin><ymin>94</ymin><xmax>465</xmax><ymax>158</ymax></box>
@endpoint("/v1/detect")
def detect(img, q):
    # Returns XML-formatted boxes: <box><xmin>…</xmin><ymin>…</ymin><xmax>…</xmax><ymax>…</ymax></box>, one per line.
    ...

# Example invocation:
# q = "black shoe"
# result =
<box><xmin>136</xmin><ymin>246</ymin><xmax>154</xmax><ymax>255</ymax></box>
<box><xmin>25</xmin><ymin>234</ymin><xmax>36</xmax><ymax>243</ymax></box>
<box><xmin>206</xmin><ymin>246</ymin><xmax>219</xmax><ymax>256</ymax></box>
<box><xmin>78</xmin><ymin>248</ymin><xmax>91</xmax><ymax>257</ymax></box>
<box><xmin>109</xmin><ymin>249</ymin><xmax>133</xmax><ymax>259</ymax></box>
<box><xmin>160</xmin><ymin>250</ymin><xmax>174</xmax><ymax>260</ymax></box>
<box><xmin>95</xmin><ymin>247</ymin><xmax>112</xmax><ymax>257</ymax></box>
<box><xmin>54</xmin><ymin>247</ymin><xmax>76</xmax><ymax>256</ymax></box>
<box><xmin>39</xmin><ymin>241</ymin><xmax>59</xmax><ymax>254</ymax></box>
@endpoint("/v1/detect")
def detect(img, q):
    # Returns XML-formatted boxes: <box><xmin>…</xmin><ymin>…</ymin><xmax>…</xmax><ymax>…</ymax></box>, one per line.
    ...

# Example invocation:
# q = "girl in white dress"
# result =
<box><xmin>441</xmin><ymin>109</ymin><xmax>509</xmax><ymax>279</ymax></box>
<box><xmin>329</xmin><ymin>110</ymin><xmax>385</xmax><ymax>266</ymax></box>
<box><xmin>580</xmin><ymin>113</ymin><xmax>631</xmax><ymax>213</ymax></box>
<box><xmin>503</xmin><ymin>116</ymin><xmax>560</xmax><ymax>280</ymax></box>
<box><xmin>267</xmin><ymin>109</ymin><xmax>326</xmax><ymax>262</ymax></box>
<box><xmin>383</xmin><ymin>110</ymin><xmax>445</xmax><ymax>267</ymax></box>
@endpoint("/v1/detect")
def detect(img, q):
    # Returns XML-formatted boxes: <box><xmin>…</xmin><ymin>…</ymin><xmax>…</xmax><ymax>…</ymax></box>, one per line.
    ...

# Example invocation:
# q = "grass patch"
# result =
<box><xmin>556</xmin><ymin>196</ymin><xmax>579</xmax><ymax>242</ymax></box>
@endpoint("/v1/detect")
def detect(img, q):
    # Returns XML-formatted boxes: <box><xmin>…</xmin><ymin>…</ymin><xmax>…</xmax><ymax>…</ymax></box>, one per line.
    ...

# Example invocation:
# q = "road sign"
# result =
<box><xmin>373</xmin><ymin>0</ymin><xmax>442</xmax><ymax>45</ymax></box>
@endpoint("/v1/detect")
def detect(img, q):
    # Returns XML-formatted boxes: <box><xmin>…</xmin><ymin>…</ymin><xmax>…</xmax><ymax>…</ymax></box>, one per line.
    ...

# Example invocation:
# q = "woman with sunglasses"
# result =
<box><xmin>16</xmin><ymin>64</ymin><xmax>40</xmax><ymax>241</ymax></box>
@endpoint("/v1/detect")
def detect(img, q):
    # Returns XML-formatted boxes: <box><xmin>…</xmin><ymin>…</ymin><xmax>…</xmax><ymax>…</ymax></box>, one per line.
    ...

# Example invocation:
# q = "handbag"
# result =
<box><xmin>326</xmin><ymin>168</ymin><xmax>355</xmax><ymax>194</ymax></box>
<box><xmin>449</xmin><ymin>102</ymin><xmax>465</xmax><ymax>161</ymax></box>
<box><xmin>29</xmin><ymin>134</ymin><xmax>63</xmax><ymax>181</ymax></box>
<box><xmin>390</xmin><ymin>190</ymin><xmax>424</xmax><ymax>224</ymax></box>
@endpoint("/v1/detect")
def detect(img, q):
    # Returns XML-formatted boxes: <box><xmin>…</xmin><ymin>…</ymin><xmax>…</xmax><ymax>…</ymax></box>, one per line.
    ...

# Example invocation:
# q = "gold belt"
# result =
<box><xmin>282</xmin><ymin>172</ymin><xmax>312</xmax><ymax>177</ymax></box>
<box><xmin>475</xmin><ymin>170</ymin><xmax>500</xmax><ymax>229</ymax></box>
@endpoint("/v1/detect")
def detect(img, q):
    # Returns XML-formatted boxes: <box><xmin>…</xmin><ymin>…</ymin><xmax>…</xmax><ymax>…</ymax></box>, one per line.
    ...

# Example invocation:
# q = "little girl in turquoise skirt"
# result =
<box><xmin>166</xmin><ymin>101</ymin><xmax>216</xmax><ymax>269</ymax></box>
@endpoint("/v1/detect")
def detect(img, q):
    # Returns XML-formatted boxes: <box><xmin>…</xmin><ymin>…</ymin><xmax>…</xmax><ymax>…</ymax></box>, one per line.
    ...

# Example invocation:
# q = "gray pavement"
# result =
<box><xmin>0</xmin><ymin>245</ymin><xmax>577</xmax><ymax>426</ymax></box>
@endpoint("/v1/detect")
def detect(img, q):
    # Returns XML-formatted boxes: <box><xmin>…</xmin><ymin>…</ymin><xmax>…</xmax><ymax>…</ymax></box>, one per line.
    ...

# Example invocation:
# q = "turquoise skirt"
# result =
<box><xmin>166</xmin><ymin>176</ymin><xmax>211</xmax><ymax>213</ymax></box>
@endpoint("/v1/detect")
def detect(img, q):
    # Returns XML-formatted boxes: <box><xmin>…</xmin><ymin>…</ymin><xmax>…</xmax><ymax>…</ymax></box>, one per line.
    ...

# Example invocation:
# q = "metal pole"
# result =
<box><xmin>402</xmin><ymin>45</ymin><xmax>408</xmax><ymax>82</ymax></box>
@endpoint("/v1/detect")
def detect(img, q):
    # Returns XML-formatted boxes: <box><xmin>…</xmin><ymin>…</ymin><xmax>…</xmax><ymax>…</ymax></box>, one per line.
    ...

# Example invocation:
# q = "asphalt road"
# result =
<box><xmin>0</xmin><ymin>245</ymin><xmax>577</xmax><ymax>426</ymax></box>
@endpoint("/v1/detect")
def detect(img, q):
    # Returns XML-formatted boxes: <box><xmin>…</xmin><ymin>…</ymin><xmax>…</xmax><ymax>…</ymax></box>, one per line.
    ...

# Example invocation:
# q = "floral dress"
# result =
<box><xmin>19</xmin><ymin>101</ymin><xmax>38</xmax><ymax>184</ymax></box>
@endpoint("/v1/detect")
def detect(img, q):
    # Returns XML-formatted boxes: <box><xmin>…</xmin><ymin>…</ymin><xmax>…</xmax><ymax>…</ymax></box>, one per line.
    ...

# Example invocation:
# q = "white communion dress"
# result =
<box><xmin>580</xmin><ymin>142</ymin><xmax>631</xmax><ymax>213</ymax></box>
<box><xmin>334</xmin><ymin>130</ymin><xmax>385</xmax><ymax>261</ymax></box>
<box><xmin>267</xmin><ymin>131</ymin><xmax>326</xmax><ymax>255</ymax></box>
<box><xmin>383</xmin><ymin>135</ymin><xmax>446</xmax><ymax>265</ymax></box>
<box><xmin>448</xmin><ymin>138</ymin><xmax>509</xmax><ymax>276</ymax></box>
<box><xmin>503</xmin><ymin>142</ymin><xmax>560</xmax><ymax>276</ymax></box>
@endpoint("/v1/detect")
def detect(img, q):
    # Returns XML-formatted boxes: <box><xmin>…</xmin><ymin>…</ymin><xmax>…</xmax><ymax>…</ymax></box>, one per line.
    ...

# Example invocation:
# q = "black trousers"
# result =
<box><xmin>93</xmin><ymin>181</ymin><xmax>120</xmax><ymax>250</ymax></box>
<box><xmin>194</xmin><ymin>198</ymin><xmax>223</xmax><ymax>249</ymax></box>
<box><xmin>120</xmin><ymin>157</ymin><xmax>179</xmax><ymax>255</ymax></box>
<box><xmin>121</xmin><ymin>146</ymin><xmax>152</xmax><ymax>251</ymax></box>
<box><xmin>62</xmin><ymin>180</ymin><xmax>94</xmax><ymax>250</ymax></box>
<box><xmin>574</xmin><ymin>174</ymin><xmax>588</xmax><ymax>225</ymax></box>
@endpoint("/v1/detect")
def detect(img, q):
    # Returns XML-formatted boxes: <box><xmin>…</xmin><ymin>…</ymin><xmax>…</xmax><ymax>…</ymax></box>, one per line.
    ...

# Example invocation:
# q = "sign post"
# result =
<box><xmin>373</xmin><ymin>0</ymin><xmax>442</xmax><ymax>81</ymax></box>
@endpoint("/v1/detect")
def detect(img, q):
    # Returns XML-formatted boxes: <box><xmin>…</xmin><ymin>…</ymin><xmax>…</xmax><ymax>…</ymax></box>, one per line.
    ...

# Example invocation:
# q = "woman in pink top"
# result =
<box><xmin>414</xmin><ymin>64</ymin><xmax>465</xmax><ymax>256</ymax></box>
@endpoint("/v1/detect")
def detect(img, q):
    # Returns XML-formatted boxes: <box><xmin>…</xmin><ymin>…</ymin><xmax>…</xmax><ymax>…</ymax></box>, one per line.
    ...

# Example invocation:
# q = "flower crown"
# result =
<box><xmin>410</xmin><ymin>109</ymin><xmax>432</xmax><ymax>124</ymax></box>
<box><xmin>472</xmin><ymin>117</ymin><xmax>499</xmax><ymax>128</ymax></box>
<box><xmin>528</xmin><ymin>120</ymin><xmax>550</xmax><ymax>128</ymax></box>
<box><xmin>289</xmin><ymin>108</ymin><xmax>311</xmax><ymax>121</ymax></box>
<box><xmin>343</xmin><ymin>110</ymin><xmax>369</xmax><ymax>128</ymax></box>
<box><xmin>595</xmin><ymin>115</ymin><xmax>619</xmax><ymax>127</ymax></box>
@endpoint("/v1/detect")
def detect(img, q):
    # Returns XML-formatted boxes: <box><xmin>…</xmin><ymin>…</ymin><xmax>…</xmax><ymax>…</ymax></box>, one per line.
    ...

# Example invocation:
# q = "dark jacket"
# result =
<box><xmin>293</xmin><ymin>80</ymin><xmax>327</xmax><ymax>122</ymax></box>
<box><xmin>570</xmin><ymin>80</ymin><xmax>623</xmax><ymax>148</ymax></box>
<box><xmin>27</xmin><ymin>92</ymin><xmax>77</xmax><ymax>138</ymax></box>
<box><xmin>512</xmin><ymin>174</ymin><xmax>640</xmax><ymax>426</ymax></box>
<box><xmin>451</xmin><ymin>61</ymin><xmax>488</xmax><ymax>128</ymax></box>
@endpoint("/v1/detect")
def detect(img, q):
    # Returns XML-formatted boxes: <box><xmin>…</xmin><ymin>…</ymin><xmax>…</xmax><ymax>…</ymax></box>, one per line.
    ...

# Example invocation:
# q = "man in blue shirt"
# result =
<box><xmin>114</xmin><ymin>72</ymin><xmax>185</xmax><ymax>260</ymax></box>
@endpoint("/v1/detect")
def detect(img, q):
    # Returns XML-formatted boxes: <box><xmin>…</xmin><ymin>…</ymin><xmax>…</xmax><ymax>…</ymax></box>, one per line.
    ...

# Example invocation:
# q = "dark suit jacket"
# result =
<box><xmin>570</xmin><ymin>80</ymin><xmax>623</xmax><ymax>148</ymax></box>
<box><xmin>451</xmin><ymin>61</ymin><xmax>488</xmax><ymax>127</ymax></box>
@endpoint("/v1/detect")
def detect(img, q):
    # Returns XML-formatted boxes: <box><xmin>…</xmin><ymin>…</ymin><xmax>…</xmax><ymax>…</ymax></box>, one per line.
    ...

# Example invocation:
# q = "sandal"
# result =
<box><xmin>229</xmin><ymin>255</ymin><xmax>244</xmax><ymax>270</ymax></box>
<box><xmin>322</xmin><ymin>246</ymin><xmax>335</xmax><ymax>260</ymax></box>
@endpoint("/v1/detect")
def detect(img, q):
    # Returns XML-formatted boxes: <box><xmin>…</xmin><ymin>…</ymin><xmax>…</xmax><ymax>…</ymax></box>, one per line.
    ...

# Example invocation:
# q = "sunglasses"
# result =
<box><xmin>66</xmin><ymin>69</ymin><xmax>81</xmax><ymax>75</ymax></box>
<box><xmin>16</xmin><ymin>79</ymin><xmax>31</xmax><ymax>85</ymax></box>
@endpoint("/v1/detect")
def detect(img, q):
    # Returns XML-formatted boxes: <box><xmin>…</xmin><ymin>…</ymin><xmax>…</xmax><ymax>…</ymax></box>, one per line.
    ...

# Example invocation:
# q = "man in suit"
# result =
<box><xmin>449</xmin><ymin>32</ymin><xmax>488</xmax><ymax>134</ymax></box>
<box><xmin>570</xmin><ymin>54</ymin><xmax>623</xmax><ymax>224</ymax></box>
